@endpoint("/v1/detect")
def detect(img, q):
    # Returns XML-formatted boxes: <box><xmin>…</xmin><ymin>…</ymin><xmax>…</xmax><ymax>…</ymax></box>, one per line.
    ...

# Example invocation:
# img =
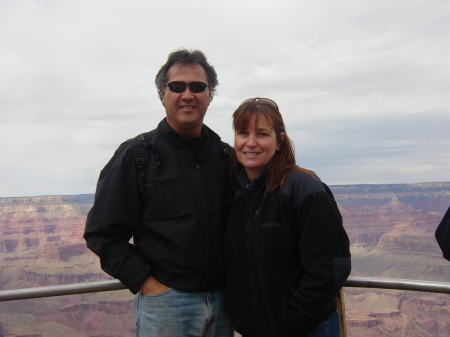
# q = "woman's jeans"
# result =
<box><xmin>134</xmin><ymin>288</ymin><xmax>234</xmax><ymax>337</ymax></box>
<box><xmin>304</xmin><ymin>311</ymin><xmax>340</xmax><ymax>337</ymax></box>
<box><xmin>241</xmin><ymin>311</ymin><xmax>340</xmax><ymax>337</ymax></box>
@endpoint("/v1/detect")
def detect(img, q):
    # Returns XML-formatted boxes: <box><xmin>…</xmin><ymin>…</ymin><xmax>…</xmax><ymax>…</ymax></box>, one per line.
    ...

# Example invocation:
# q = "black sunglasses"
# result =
<box><xmin>166</xmin><ymin>81</ymin><xmax>210</xmax><ymax>94</ymax></box>
<box><xmin>239</xmin><ymin>97</ymin><xmax>279</xmax><ymax>110</ymax></box>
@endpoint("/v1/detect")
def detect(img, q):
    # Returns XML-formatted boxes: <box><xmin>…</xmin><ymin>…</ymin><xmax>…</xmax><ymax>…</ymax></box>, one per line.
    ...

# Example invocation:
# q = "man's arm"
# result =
<box><xmin>84</xmin><ymin>141</ymin><xmax>152</xmax><ymax>294</ymax></box>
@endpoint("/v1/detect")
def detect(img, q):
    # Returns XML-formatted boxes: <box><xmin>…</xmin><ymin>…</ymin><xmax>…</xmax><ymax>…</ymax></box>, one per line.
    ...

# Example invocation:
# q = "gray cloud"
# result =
<box><xmin>0</xmin><ymin>0</ymin><xmax>448</xmax><ymax>197</ymax></box>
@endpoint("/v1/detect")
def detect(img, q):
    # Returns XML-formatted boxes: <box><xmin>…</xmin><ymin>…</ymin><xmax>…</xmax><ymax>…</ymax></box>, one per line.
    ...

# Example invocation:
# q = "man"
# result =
<box><xmin>84</xmin><ymin>49</ymin><xmax>234</xmax><ymax>337</ymax></box>
<box><xmin>436</xmin><ymin>206</ymin><xmax>450</xmax><ymax>261</ymax></box>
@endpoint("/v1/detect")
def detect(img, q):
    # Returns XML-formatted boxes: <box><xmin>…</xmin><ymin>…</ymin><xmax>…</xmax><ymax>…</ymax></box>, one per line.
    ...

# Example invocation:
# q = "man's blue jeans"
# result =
<box><xmin>304</xmin><ymin>311</ymin><xmax>340</xmax><ymax>337</ymax></box>
<box><xmin>134</xmin><ymin>288</ymin><xmax>234</xmax><ymax>337</ymax></box>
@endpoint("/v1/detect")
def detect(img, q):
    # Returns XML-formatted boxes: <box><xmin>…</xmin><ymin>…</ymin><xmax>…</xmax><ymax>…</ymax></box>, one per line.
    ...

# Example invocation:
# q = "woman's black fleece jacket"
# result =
<box><xmin>224</xmin><ymin>168</ymin><xmax>351</xmax><ymax>337</ymax></box>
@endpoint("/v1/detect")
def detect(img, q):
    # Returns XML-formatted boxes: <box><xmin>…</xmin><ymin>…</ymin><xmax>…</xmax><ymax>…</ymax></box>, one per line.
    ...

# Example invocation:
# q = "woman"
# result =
<box><xmin>225</xmin><ymin>98</ymin><xmax>351</xmax><ymax>337</ymax></box>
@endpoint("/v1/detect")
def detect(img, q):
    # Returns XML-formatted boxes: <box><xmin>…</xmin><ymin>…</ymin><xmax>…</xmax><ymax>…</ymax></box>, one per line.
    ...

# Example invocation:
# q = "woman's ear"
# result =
<box><xmin>275</xmin><ymin>132</ymin><xmax>285</xmax><ymax>151</ymax></box>
<box><xmin>277</xmin><ymin>132</ymin><xmax>286</xmax><ymax>150</ymax></box>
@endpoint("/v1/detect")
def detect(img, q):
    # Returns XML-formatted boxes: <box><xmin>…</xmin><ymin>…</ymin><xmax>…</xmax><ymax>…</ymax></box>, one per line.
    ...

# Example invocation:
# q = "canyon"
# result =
<box><xmin>0</xmin><ymin>182</ymin><xmax>449</xmax><ymax>337</ymax></box>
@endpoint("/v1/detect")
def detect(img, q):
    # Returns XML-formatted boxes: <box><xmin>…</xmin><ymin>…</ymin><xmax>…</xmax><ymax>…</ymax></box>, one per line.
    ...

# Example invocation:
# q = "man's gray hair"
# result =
<box><xmin>155</xmin><ymin>49</ymin><xmax>218</xmax><ymax>101</ymax></box>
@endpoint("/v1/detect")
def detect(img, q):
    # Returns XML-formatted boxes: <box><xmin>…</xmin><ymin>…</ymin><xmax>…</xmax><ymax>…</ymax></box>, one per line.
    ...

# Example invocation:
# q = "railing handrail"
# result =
<box><xmin>1</xmin><ymin>276</ymin><xmax>450</xmax><ymax>302</ymax></box>
<box><xmin>0</xmin><ymin>279</ymin><xmax>126</xmax><ymax>302</ymax></box>
<box><xmin>345</xmin><ymin>276</ymin><xmax>450</xmax><ymax>294</ymax></box>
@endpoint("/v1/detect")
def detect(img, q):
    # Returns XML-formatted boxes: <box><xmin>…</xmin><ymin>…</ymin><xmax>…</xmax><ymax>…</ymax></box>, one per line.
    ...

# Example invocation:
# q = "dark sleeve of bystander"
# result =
<box><xmin>435</xmin><ymin>206</ymin><xmax>450</xmax><ymax>261</ymax></box>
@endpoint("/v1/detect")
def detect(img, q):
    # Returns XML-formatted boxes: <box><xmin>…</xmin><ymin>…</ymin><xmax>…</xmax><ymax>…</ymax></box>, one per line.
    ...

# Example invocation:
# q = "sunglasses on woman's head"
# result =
<box><xmin>166</xmin><ymin>81</ymin><xmax>210</xmax><ymax>93</ymax></box>
<box><xmin>239</xmin><ymin>97</ymin><xmax>279</xmax><ymax>110</ymax></box>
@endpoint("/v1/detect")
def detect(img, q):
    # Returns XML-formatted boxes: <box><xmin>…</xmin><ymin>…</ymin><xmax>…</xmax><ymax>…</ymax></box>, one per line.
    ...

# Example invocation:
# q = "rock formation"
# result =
<box><xmin>0</xmin><ymin>183</ymin><xmax>449</xmax><ymax>336</ymax></box>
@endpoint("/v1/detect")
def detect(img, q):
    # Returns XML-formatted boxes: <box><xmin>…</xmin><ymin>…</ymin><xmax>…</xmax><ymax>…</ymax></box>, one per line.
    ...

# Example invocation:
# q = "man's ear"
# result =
<box><xmin>161</xmin><ymin>90</ymin><xmax>166</xmax><ymax>106</ymax></box>
<box><xmin>209</xmin><ymin>90</ymin><xmax>214</xmax><ymax>104</ymax></box>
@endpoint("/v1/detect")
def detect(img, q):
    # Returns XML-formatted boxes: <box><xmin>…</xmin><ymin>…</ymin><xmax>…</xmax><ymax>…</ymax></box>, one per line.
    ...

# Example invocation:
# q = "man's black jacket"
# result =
<box><xmin>84</xmin><ymin>119</ymin><xmax>231</xmax><ymax>294</ymax></box>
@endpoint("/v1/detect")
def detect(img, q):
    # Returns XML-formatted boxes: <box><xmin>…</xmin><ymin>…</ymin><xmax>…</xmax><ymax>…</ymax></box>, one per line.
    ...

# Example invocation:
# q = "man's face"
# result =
<box><xmin>161</xmin><ymin>63</ymin><xmax>211</xmax><ymax>137</ymax></box>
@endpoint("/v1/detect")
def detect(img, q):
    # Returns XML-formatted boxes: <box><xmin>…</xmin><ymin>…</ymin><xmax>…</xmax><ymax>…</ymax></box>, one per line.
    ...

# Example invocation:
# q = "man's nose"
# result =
<box><xmin>181</xmin><ymin>87</ymin><xmax>194</xmax><ymax>99</ymax></box>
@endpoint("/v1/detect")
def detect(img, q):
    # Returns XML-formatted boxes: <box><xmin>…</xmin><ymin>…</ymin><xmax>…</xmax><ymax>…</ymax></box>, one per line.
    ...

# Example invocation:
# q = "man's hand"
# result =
<box><xmin>139</xmin><ymin>276</ymin><xmax>169</xmax><ymax>295</ymax></box>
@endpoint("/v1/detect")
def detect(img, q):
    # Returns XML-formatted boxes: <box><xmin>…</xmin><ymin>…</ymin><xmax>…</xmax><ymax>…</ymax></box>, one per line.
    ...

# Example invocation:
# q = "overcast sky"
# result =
<box><xmin>0</xmin><ymin>0</ymin><xmax>448</xmax><ymax>198</ymax></box>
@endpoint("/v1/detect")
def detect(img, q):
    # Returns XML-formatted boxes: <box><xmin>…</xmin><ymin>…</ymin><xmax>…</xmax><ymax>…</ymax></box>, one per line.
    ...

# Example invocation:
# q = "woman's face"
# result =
<box><xmin>234</xmin><ymin>114</ymin><xmax>281</xmax><ymax>181</ymax></box>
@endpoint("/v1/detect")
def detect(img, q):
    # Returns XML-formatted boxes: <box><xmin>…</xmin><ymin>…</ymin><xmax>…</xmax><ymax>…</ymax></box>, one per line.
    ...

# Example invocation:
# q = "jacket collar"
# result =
<box><xmin>156</xmin><ymin>118</ymin><xmax>221</xmax><ymax>151</ymax></box>
<box><xmin>237</xmin><ymin>164</ymin><xmax>271</xmax><ymax>199</ymax></box>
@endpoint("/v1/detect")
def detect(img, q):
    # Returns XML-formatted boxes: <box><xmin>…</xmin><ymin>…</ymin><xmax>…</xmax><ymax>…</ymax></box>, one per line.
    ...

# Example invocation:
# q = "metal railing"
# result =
<box><xmin>0</xmin><ymin>276</ymin><xmax>450</xmax><ymax>302</ymax></box>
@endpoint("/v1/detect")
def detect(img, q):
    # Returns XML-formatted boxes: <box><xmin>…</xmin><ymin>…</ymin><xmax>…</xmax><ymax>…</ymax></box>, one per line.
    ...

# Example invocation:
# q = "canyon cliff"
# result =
<box><xmin>0</xmin><ymin>183</ymin><xmax>449</xmax><ymax>337</ymax></box>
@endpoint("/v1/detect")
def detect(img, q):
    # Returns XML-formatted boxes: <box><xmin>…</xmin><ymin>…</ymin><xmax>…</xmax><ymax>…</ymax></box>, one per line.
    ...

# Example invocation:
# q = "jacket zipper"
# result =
<box><xmin>248</xmin><ymin>205</ymin><xmax>261</xmax><ymax>335</ymax></box>
<box><xmin>193</xmin><ymin>141</ymin><xmax>216</xmax><ymax>288</ymax></box>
